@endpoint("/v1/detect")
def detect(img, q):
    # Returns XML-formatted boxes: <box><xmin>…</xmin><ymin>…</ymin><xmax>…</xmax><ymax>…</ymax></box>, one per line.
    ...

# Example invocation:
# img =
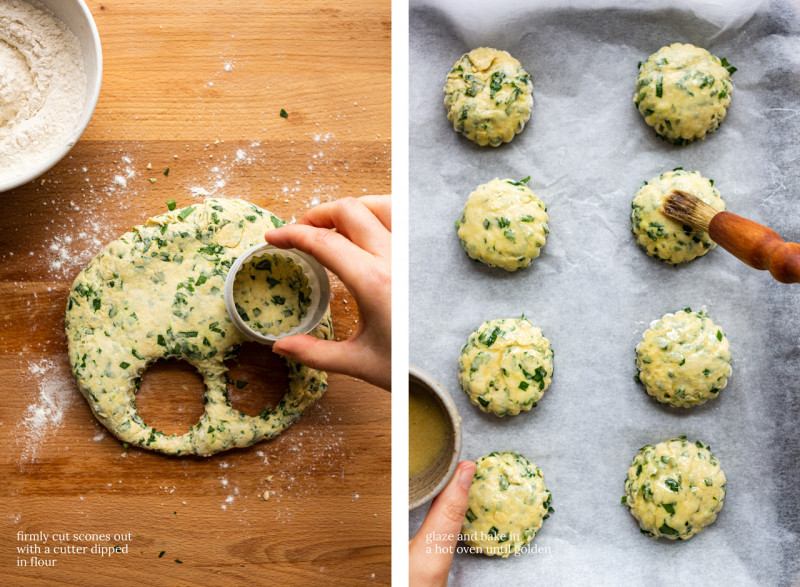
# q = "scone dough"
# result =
<box><xmin>634</xmin><ymin>43</ymin><xmax>734</xmax><ymax>144</ymax></box>
<box><xmin>444</xmin><ymin>47</ymin><xmax>533</xmax><ymax>147</ymax></box>
<box><xmin>624</xmin><ymin>438</ymin><xmax>726</xmax><ymax>540</ymax></box>
<box><xmin>457</xmin><ymin>178</ymin><xmax>549</xmax><ymax>271</ymax></box>
<box><xmin>462</xmin><ymin>451</ymin><xmax>552</xmax><ymax>557</ymax></box>
<box><xmin>635</xmin><ymin>309</ymin><xmax>731</xmax><ymax>408</ymax></box>
<box><xmin>233</xmin><ymin>253</ymin><xmax>312</xmax><ymax>336</ymax></box>
<box><xmin>65</xmin><ymin>199</ymin><xmax>333</xmax><ymax>456</ymax></box>
<box><xmin>458</xmin><ymin>318</ymin><xmax>553</xmax><ymax>417</ymax></box>
<box><xmin>631</xmin><ymin>169</ymin><xmax>725</xmax><ymax>264</ymax></box>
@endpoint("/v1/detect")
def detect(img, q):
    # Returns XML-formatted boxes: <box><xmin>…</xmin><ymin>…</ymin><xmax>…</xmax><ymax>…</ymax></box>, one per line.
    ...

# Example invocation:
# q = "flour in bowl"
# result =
<box><xmin>0</xmin><ymin>0</ymin><xmax>87</xmax><ymax>185</ymax></box>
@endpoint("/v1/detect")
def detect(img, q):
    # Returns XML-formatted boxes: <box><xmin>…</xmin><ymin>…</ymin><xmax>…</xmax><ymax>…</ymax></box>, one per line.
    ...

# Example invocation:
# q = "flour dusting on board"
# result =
<box><xmin>204</xmin><ymin>402</ymin><xmax>350</xmax><ymax>517</ymax></box>
<box><xmin>39</xmin><ymin>152</ymin><xmax>146</xmax><ymax>279</ymax></box>
<box><xmin>18</xmin><ymin>358</ymin><xmax>74</xmax><ymax>465</ymax></box>
<box><xmin>205</xmin><ymin>55</ymin><xmax>238</xmax><ymax>88</ymax></box>
<box><xmin>28</xmin><ymin>132</ymin><xmax>357</xmax><ymax>283</ymax></box>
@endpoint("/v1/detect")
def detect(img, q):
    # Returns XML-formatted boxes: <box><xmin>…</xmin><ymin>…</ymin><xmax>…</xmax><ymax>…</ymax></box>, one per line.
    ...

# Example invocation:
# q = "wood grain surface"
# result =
<box><xmin>0</xmin><ymin>1</ymin><xmax>391</xmax><ymax>585</ymax></box>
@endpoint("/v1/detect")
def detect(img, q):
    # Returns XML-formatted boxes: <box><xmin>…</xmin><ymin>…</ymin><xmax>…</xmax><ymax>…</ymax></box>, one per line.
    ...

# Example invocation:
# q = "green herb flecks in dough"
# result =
<box><xmin>635</xmin><ymin>309</ymin><xmax>731</xmax><ymax>408</ymax></box>
<box><xmin>233</xmin><ymin>253</ymin><xmax>311</xmax><ymax>336</ymax></box>
<box><xmin>458</xmin><ymin>318</ymin><xmax>553</xmax><ymax>417</ymax></box>
<box><xmin>457</xmin><ymin>178</ymin><xmax>549</xmax><ymax>272</ymax></box>
<box><xmin>624</xmin><ymin>438</ymin><xmax>726</xmax><ymax>540</ymax></box>
<box><xmin>631</xmin><ymin>170</ymin><xmax>725</xmax><ymax>264</ymax></box>
<box><xmin>462</xmin><ymin>451</ymin><xmax>552</xmax><ymax>557</ymax></box>
<box><xmin>444</xmin><ymin>47</ymin><xmax>533</xmax><ymax>147</ymax></box>
<box><xmin>634</xmin><ymin>43</ymin><xmax>733</xmax><ymax>144</ymax></box>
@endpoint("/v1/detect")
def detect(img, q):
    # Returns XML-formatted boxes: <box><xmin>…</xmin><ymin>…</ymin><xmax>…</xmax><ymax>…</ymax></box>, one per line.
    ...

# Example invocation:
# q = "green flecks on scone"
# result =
<box><xmin>233</xmin><ymin>253</ymin><xmax>311</xmax><ymax>336</ymax></box>
<box><xmin>635</xmin><ymin>308</ymin><xmax>732</xmax><ymax>408</ymax></box>
<box><xmin>624</xmin><ymin>438</ymin><xmax>726</xmax><ymax>540</ymax></box>
<box><xmin>458</xmin><ymin>318</ymin><xmax>553</xmax><ymax>417</ymax></box>
<box><xmin>65</xmin><ymin>199</ymin><xmax>333</xmax><ymax>457</ymax></box>
<box><xmin>444</xmin><ymin>47</ymin><xmax>533</xmax><ymax>147</ymax></box>
<box><xmin>456</xmin><ymin>177</ymin><xmax>549</xmax><ymax>271</ymax></box>
<box><xmin>462</xmin><ymin>451</ymin><xmax>552</xmax><ymax>557</ymax></box>
<box><xmin>634</xmin><ymin>43</ymin><xmax>735</xmax><ymax>144</ymax></box>
<box><xmin>631</xmin><ymin>169</ymin><xmax>725</xmax><ymax>264</ymax></box>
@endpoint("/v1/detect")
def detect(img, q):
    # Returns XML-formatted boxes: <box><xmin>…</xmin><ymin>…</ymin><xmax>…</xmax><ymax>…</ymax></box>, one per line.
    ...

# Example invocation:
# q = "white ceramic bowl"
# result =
<box><xmin>0</xmin><ymin>0</ymin><xmax>102</xmax><ymax>193</ymax></box>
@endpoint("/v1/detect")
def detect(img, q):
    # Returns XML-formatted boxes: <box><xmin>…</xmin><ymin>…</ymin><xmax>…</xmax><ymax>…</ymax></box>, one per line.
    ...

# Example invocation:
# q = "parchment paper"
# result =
<box><xmin>409</xmin><ymin>1</ymin><xmax>800</xmax><ymax>584</ymax></box>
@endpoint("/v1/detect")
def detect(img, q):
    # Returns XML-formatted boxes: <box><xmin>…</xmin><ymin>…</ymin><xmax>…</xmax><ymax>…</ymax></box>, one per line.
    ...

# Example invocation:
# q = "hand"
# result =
<box><xmin>409</xmin><ymin>461</ymin><xmax>476</xmax><ymax>586</ymax></box>
<box><xmin>264</xmin><ymin>196</ymin><xmax>391</xmax><ymax>390</ymax></box>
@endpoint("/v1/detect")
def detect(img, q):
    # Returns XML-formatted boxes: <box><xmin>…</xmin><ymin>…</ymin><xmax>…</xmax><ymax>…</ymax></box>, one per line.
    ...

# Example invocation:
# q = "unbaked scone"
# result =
<box><xmin>456</xmin><ymin>178</ymin><xmax>549</xmax><ymax>271</ymax></box>
<box><xmin>631</xmin><ymin>169</ymin><xmax>725</xmax><ymax>264</ymax></box>
<box><xmin>635</xmin><ymin>308</ymin><xmax>731</xmax><ymax>408</ymax></box>
<box><xmin>634</xmin><ymin>43</ymin><xmax>735</xmax><ymax>144</ymax></box>
<box><xmin>458</xmin><ymin>318</ymin><xmax>553</xmax><ymax>417</ymax></box>
<box><xmin>444</xmin><ymin>47</ymin><xmax>533</xmax><ymax>147</ymax></box>
<box><xmin>233</xmin><ymin>253</ymin><xmax>312</xmax><ymax>336</ymax></box>
<box><xmin>66</xmin><ymin>199</ymin><xmax>333</xmax><ymax>456</ymax></box>
<box><xmin>623</xmin><ymin>438</ymin><xmax>726</xmax><ymax>540</ymax></box>
<box><xmin>462</xmin><ymin>451</ymin><xmax>552</xmax><ymax>557</ymax></box>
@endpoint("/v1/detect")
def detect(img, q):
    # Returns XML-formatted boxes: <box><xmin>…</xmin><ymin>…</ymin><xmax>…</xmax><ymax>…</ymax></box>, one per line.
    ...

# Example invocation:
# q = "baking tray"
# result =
<box><xmin>409</xmin><ymin>0</ymin><xmax>800</xmax><ymax>584</ymax></box>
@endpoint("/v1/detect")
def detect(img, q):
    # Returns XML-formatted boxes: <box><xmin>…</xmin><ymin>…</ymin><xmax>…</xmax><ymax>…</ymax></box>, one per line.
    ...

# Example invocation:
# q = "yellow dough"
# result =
<box><xmin>233</xmin><ymin>253</ymin><xmax>312</xmax><ymax>336</ymax></box>
<box><xmin>631</xmin><ymin>169</ymin><xmax>725</xmax><ymax>264</ymax></box>
<box><xmin>456</xmin><ymin>178</ymin><xmax>549</xmax><ymax>272</ymax></box>
<box><xmin>65</xmin><ymin>199</ymin><xmax>333</xmax><ymax>456</ymax></box>
<box><xmin>624</xmin><ymin>438</ymin><xmax>726</xmax><ymax>540</ymax></box>
<box><xmin>444</xmin><ymin>47</ymin><xmax>533</xmax><ymax>147</ymax></box>
<box><xmin>634</xmin><ymin>43</ymin><xmax>734</xmax><ymax>144</ymax></box>
<box><xmin>462</xmin><ymin>452</ymin><xmax>552</xmax><ymax>557</ymax></box>
<box><xmin>458</xmin><ymin>318</ymin><xmax>553</xmax><ymax>417</ymax></box>
<box><xmin>635</xmin><ymin>309</ymin><xmax>732</xmax><ymax>408</ymax></box>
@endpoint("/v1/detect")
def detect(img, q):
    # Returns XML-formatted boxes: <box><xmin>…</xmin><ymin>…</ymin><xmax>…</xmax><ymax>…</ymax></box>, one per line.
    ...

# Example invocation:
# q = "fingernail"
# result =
<box><xmin>459</xmin><ymin>462</ymin><xmax>476</xmax><ymax>489</ymax></box>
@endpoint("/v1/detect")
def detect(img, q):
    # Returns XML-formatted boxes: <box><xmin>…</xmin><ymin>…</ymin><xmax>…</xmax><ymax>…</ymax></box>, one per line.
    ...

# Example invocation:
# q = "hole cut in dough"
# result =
<box><xmin>225</xmin><ymin>342</ymin><xmax>291</xmax><ymax>418</ymax></box>
<box><xmin>134</xmin><ymin>359</ymin><xmax>207</xmax><ymax>436</ymax></box>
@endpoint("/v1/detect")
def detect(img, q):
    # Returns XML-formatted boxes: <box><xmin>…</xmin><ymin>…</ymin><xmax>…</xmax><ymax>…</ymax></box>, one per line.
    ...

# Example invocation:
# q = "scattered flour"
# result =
<box><xmin>0</xmin><ymin>0</ymin><xmax>87</xmax><ymax>185</ymax></box>
<box><xmin>205</xmin><ymin>56</ymin><xmax>238</xmax><ymax>88</ymax></box>
<box><xmin>190</xmin><ymin>186</ymin><xmax>212</xmax><ymax>197</ymax></box>
<box><xmin>18</xmin><ymin>358</ymin><xmax>74</xmax><ymax>465</ymax></box>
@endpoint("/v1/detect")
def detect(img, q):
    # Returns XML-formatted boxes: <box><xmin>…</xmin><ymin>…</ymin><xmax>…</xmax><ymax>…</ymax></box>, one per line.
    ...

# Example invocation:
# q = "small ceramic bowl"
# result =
<box><xmin>224</xmin><ymin>244</ymin><xmax>331</xmax><ymax>345</ymax></box>
<box><xmin>409</xmin><ymin>365</ymin><xmax>462</xmax><ymax>510</ymax></box>
<box><xmin>0</xmin><ymin>0</ymin><xmax>103</xmax><ymax>192</ymax></box>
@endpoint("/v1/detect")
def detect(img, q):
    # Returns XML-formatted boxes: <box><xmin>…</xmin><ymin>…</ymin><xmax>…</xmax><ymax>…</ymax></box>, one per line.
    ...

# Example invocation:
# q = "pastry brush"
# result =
<box><xmin>662</xmin><ymin>189</ymin><xmax>800</xmax><ymax>284</ymax></box>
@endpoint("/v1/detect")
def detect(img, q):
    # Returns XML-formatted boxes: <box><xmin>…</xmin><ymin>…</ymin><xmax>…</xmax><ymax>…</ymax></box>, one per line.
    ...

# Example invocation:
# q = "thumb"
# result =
<box><xmin>272</xmin><ymin>334</ymin><xmax>358</xmax><ymax>375</ymax></box>
<box><xmin>410</xmin><ymin>461</ymin><xmax>476</xmax><ymax>586</ymax></box>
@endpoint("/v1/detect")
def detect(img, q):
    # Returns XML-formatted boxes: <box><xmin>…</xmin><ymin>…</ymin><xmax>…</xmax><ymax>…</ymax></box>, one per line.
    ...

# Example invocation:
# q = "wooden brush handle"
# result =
<box><xmin>709</xmin><ymin>211</ymin><xmax>800</xmax><ymax>283</ymax></box>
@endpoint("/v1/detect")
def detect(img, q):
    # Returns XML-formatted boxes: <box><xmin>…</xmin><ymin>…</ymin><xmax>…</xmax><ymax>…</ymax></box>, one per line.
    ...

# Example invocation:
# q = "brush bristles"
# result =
<box><xmin>662</xmin><ymin>190</ymin><xmax>719</xmax><ymax>232</ymax></box>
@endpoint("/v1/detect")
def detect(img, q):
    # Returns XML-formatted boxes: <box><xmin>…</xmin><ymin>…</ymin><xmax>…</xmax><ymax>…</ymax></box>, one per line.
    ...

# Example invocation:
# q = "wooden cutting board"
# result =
<box><xmin>0</xmin><ymin>1</ymin><xmax>391</xmax><ymax>585</ymax></box>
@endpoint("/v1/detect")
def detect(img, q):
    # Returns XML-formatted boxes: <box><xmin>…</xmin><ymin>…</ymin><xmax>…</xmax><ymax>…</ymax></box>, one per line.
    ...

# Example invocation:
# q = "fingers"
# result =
<box><xmin>356</xmin><ymin>195</ymin><xmax>392</xmax><ymax>231</ymax></box>
<box><xmin>417</xmin><ymin>461</ymin><xmax>475</xmax><ymax>541</ymax></box>
<box><xmin>298</xmin><ymin>197</ymin><xmax>390</xmax><ymax>256</ymax></box>
<box><xmin>410</xmin><ymin>461</ymin><xmax>476</xmax><ymax>585</ymax></box>
<box><xmin>273</xmin><ymin>334</ymin><xmax>390</xmax><ymax>390</ymax></box>
<box><xmin>272</xmin><ymin>334</ymin><xmax>359</xmax><ymax>375</ymax></box>
<box><xmin>264</xmin><ymin>224</ymin><xmax>374</xmax><ymax>299</ymax></box>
